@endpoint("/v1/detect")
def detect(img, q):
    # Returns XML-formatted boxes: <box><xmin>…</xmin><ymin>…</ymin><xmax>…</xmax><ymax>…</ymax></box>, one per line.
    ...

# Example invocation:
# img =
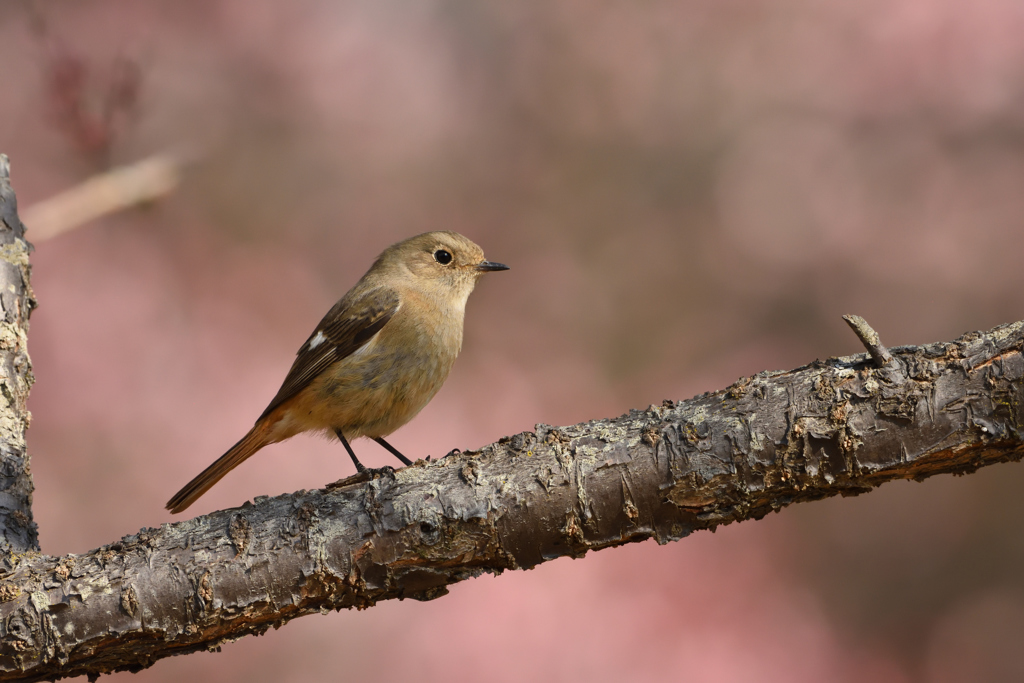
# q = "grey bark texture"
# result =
<box><xmin>0</xmin><ymin>156</ymin><xmax>37</xmax><ymax>556</ymax></box>
<box><xmin>0</xmin><ymin>317</ymin><xmax>1022</xmax><ymax>680</ymax></box>
<box><xmin>2</xmin><ymin>153</ymin><xmax>1024</xmax><ymax>681</ymax></box>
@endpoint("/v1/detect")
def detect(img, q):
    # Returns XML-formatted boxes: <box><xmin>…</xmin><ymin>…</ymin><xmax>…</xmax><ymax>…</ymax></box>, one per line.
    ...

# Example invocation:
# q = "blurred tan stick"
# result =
<box><xmin>22</xmin><ymin>154</ymin><xmax>181</xmax><ymax>241</ymax></box>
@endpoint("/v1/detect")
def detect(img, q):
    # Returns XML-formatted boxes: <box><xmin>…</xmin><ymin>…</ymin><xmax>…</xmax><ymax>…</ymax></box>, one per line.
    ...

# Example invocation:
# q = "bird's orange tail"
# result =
<box><xmin>166</xmin><ymin>425</ymin><xmax>269</xmax><ymax>514</ymax></box>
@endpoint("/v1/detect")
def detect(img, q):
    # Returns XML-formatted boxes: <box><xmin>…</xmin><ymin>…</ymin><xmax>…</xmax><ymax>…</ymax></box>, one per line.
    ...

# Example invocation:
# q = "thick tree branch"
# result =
<box><xmin>2</xmin><ymin>146</ymin><xmax>1023</xmax><ymax>682</ymax></box>
<box><xmin>0</xmin><ymin>312</ymin><xmax>1022</xmax><ymax>680</ymax></box>
<box><xmin>0</xmin><ymin>157</ymin><xmax>37</xmax><ymax>555</ymax></box>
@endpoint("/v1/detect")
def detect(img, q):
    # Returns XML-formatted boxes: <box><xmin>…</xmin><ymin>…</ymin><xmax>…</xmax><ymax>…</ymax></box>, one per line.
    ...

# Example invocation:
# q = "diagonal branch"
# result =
<box><xmin>3</xmin><ymin>143</ymin><xmax>1023</xmax><ymax>683</ymax></box>
<box><xmin>20</xmin><ymin>153</ymin><xmax>183</xmax><ymax>242</ymax></box>
<box><xmin>0</xmin><ymin>312</ymin><xmax>1022</xmax><ymax>680</ymax></box>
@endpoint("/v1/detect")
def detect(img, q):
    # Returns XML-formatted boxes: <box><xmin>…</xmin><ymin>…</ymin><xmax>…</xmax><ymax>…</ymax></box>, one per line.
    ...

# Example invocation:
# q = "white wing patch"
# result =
<box><xmin>308</xmin><ymin>330</ymin><xmax>328</xmax><ymax>350</ymax></box>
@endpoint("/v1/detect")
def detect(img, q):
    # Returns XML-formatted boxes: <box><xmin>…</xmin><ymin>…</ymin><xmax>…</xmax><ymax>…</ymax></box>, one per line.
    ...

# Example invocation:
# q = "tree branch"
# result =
<box><xmin>0</xmin><ymin>157</ymin><xmax>37</xmax><ymax>555</ymax></box>
<box><xmin>0</xmin><ymin>308</ymin><xmax>1022</xmax><ymax>679</ymax></box>
<box><xmin>20</xmin><ymin>154</ymin><xmax>182</xmax><ymax>242</ymax></box>
<box><xmin>2</xmin><ymin>145</ymin><xmax>1023</xmax><ymax>683</ymax></box>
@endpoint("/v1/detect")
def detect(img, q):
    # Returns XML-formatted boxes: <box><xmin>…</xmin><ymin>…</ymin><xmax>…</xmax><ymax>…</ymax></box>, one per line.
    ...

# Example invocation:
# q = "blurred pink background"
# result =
<box><xmin>3</xmin><ymin>1</ymin><xmax>1024</xmax><ymax>681</ymax></box>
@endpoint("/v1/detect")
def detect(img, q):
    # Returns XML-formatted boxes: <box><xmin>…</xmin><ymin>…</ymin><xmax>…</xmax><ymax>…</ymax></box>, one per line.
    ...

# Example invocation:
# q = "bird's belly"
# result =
<box><xmin>300</xmin><ymin>344</ymin><xmax>455</xmax><ymax>439</ymax></box>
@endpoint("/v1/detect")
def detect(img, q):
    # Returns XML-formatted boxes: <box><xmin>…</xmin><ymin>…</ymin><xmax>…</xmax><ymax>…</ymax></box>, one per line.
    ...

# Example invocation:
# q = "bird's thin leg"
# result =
<box><xmin>373</xmin><ymin>437</ymin><xmax>413</xmax><ymax>466</ymax></box>
<box><xmin>335</xmin><ymin>429</ymin><xmax>366</xmax><ymax>472</ymax></box>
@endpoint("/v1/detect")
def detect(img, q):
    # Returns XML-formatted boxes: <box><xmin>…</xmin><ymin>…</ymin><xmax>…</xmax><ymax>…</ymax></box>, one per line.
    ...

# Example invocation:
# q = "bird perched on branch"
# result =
<box><xmin>167</xmin><ymin>231</ymin><xmax>508</xmax><ymax>514</ymax></box>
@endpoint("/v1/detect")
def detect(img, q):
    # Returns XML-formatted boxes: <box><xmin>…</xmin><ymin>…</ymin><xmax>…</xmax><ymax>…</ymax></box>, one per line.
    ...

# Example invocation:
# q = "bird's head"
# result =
<box><xmin>377</xmin><ymin>231</ymin><xmax>508</xmax><ymax>306</ymax></box>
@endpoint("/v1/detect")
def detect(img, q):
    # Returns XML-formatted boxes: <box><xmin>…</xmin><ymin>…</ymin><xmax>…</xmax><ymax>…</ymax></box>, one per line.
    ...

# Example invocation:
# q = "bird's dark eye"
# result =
<box><xmin>433</xmin><ymin>249</ymin><xmax>453</xmax><ymax>265</ymax></box>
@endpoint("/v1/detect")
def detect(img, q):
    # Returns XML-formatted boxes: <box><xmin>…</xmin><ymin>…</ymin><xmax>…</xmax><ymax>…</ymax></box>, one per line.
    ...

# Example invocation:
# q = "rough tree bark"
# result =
<box><xmin>0</xmin><ymin>157</ymin><xmax>37</xmax><ymax>556</ymax></box>
<box><xmin>1</xmin><ymin>159</ymin><xmax>1023</xmax><ymax>681</ymax></box>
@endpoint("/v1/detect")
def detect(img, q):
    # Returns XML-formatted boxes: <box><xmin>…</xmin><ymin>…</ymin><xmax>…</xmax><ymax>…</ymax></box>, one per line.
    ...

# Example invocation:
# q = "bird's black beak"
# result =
<box><xmin>476</xmin><ymin>261</ymin><xmax>510</xmax><ymax>272</ymax></box>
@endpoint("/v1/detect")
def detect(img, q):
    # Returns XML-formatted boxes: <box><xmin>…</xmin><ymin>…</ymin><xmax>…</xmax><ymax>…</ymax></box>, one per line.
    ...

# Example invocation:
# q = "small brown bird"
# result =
<box><xmin>167</xmin><ymin>231</ymin><xmax>508</xmax><ymax>514</ymax></box>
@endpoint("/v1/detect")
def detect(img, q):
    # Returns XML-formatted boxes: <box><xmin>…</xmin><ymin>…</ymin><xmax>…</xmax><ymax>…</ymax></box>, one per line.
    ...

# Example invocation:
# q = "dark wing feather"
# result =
<box><xmin>257</xmin><ymin>288</ymin><xmax>400</xmax><ymax>421</ymax></box>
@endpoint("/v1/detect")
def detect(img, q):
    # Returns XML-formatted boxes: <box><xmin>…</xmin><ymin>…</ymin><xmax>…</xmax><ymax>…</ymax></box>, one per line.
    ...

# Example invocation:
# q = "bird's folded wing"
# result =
<box><xmin>257</xmin><ymin>287</ymin><xmax>400</xmax><ymax>421</ymax></box>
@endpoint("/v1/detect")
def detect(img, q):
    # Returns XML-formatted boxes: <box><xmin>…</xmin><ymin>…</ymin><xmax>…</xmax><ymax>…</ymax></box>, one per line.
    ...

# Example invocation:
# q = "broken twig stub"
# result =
<box><xmin>843</xmin><ymin>314</ymin><xmax>893</xmax><ymax>368</ymax></box>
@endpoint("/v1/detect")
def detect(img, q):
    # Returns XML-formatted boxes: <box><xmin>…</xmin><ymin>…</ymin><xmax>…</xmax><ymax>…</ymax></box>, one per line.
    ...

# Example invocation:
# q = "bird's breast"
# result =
<box><xmin>303</xmin><ymin>294</ymin><xmax>464</xmax><ymax>438</ymax></box>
